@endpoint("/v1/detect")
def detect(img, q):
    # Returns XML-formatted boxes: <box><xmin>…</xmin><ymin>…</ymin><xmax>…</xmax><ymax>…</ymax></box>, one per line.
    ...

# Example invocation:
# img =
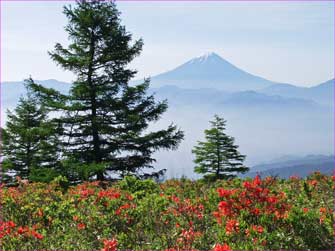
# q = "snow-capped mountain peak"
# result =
<box><xmin>148</xmin><ymin>51</ymin><xmax>278</xmax><ymax>91</ymax></box>
<box><xmin>189</xmin><ymin>52</ymin><xmax>222</xmax><ymax>64</ymax></box>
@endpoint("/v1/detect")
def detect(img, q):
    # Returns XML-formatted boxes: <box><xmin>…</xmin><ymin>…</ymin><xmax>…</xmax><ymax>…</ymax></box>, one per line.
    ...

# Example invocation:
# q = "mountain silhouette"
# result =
<box><xmin>147</xmin><ymin>52</ymin><xmax>283</xmax><ymax>92</ymax></box>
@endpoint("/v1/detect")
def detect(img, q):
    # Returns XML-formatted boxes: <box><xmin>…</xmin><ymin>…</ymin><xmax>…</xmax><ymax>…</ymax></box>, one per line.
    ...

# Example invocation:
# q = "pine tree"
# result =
<box><xmin>1</xmin><ymin>79</ymin><xmax>61</xmax><ymax>183</ymax></box>
<box><xmin>192</xmin><ymin>115</ymin><xmax>248</xmax><ymax>180</ymax></box>
<box><xmin>31</xmin><ymin>0</ymin><xmax>184</xmax><ymax>181</ymax></box>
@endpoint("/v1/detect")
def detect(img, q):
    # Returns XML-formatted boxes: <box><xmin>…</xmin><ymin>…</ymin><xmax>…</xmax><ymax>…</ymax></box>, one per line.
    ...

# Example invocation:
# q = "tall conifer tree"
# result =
<box><xmin>32</xmin><ymin>0</ymin><xmax>183</xmax><ymax>181</ymax></box>
<box><xmin>192</xmin><ymin>115</ymin><xmax>248</xmax><ymax>180</ymax></box>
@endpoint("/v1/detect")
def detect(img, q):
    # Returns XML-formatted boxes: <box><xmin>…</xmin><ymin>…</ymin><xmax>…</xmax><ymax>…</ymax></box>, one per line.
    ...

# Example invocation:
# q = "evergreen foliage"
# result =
<box><xmin>30</xmin><ymin>0</ymin><xmax>184</xmax><ymax>181</ymax></box>
<box><xmin>192</xmin><ymin>115</ymin><xmax>248</xmax><ymax>180</ymax></box>
<box><xmin>1</xmin><ymin>79</ymin><xmax>61</xmax><ymax>183</ymax></box>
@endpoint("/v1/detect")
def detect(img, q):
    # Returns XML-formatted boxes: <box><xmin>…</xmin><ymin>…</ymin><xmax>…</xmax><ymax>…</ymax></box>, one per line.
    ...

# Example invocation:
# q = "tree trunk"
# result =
<box><xmin>87</xmin><ymin>30</ymin><xmax>104</xmax><ymax>181</ymax></box>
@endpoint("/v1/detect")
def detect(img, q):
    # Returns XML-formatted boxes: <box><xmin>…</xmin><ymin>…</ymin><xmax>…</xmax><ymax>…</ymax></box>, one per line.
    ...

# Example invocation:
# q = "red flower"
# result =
<box><xmin>266</xmin><ymin>196</ymin><xmax>278</xmax><ymax>204</ymax></box>
<box><xmin>253</xmin><ymin>175</ymin><xmax>262</xmax><ymax>186</ymax></box>
<box><xmin>308</xmin><ymin>180</ymin><xmax>318</xmax><ymax>187</ymax></box>
<box><xmin>0</xmin><ymin>221</ymin><xmax>16</xmax><ymax>238</ymax></box>
<box><xmin>126</xmin><ymin>194</ymin><xmax>133</xmax><ymax>201</ymax></box>
<box><xmin>319</xmin><ymin>207</ymin><xmax>327</xmax><ymax>214</ymax></box>
<box><xmin>97</xmin><ymin>189</ymin><xmax>121</xmax><ymax>200</ymax></box>
<box><xmin>217</xmin><ymin>200</ymin><xmax>232</xmax><ymax>218</ymax></box>
<box><xmin>213</xmin><ymin>243</ymin><xmax>231</xmax><ymax>251</ymax></box>
<box><xmin>77</xmin><ymin>223</ymin><xmax>86</xmax><ymax>230</ymax></box>
<box><xmin>217</xmin><ymin>188</ymin><xmax>232</xmax><ymax>197</ymax></box>
<box><xmin>7</xmin><ymin>221</ymin><xmax>16</xmax><ymax>228</ymax></box>
<box><xmin>252</xmin><ymin>225</ymin><xmax>264</xmax><ymax>234</ymax></box>
<box><xmin>80</xmin><ymin>188</ymin><xmax>95</xmax><ymax>198</ymax></box>
<box><xmin>243</xmin><ymin>181</ymin><xmax>252</xmax><ymax>189</ymax></box>
<box><xmin>31</xmin><ymin>230</ymin><xmax>43</xmax><ymax>240</ymax></box>
<box><xmin>252</xmin><ymin>208</ymin><xmax>260</xmax><ymax>215</ymax></box>
<box><xmin>172</xmin><ymin>195</ymin><xmax>180</xmax><ymax>203</ymax></box>
<box><xmin>115</xmin><ymin>203</ymin><xmax>134</xmax><ymax>216</ymax></box>
<box><xmin>17</xmin><ymin>226</ymin><xmax>27</xmax><ymax>235</ymax></box>
<box><xmin>225</xmin><ymin>219</ymin><xmax>239</xmax><ymax>235</ymax></box>
<box><xmin>101</xmin><ymin>238</ymin><xmax>117</xmax><ymax>251</ymax></box>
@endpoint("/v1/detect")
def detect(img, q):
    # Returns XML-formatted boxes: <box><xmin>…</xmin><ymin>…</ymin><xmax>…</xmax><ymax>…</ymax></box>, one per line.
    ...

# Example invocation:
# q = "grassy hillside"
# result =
<box><xmin>0</xmin><ymin>172</ymin><xmax>333</xmax><ymax>250</ymax></box>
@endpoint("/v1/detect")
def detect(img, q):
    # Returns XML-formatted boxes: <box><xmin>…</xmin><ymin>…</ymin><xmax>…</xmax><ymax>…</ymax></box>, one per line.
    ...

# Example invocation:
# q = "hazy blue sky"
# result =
<box><xmin>2</xmin><ymin>0</ymin><xmax>334</xmax><ymax>86</ymax></box>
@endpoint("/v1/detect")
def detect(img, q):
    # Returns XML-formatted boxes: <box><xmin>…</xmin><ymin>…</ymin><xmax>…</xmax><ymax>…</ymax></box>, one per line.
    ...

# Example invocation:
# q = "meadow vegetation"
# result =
<box><xmin>0</xmin><ymin>172</ymin><xmax>333</xmax><ymax>250</ymax></box>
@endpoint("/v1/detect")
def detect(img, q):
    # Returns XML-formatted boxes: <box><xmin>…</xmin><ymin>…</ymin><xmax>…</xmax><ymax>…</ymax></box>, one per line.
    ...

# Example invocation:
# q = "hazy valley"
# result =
<box><xmin>2</xmin><ymin>53</ymin><xmax>333</xmax><ymax>179</ymax></box>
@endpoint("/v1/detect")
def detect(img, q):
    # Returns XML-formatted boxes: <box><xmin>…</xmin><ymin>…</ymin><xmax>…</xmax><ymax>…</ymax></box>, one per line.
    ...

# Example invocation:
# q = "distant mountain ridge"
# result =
<box><xmin>252</xmin><ymin>154</ymin><xmax>333</xmax><ymax>172</ymax></box>
<box><xmin>260</xmin><ymin>79</ymin><xmax>334</xmax><ymax>106</ymax></box>
<box><xmin>149</xmin><ymin>85</ymin><xmax>320</xmax><ymax>110</ymax></box>
<box><xmin>3</xmin><ymin>52</ymin><xmax>332</xmax><ymax>108</ymax></box>
<box><xmin>146</xmin><ymin>52</ymin><xmax>284</xmax><ymax>92</ymax></box>
<box><xmin>4</xmin><ymin>76</ymin><xmax>327</xmax><ymax>111</ymax></box>
<box><xmin>243</xmin><ymin>155</ymin><xmax>334</xmax><ymax>179</ymax></box>
<box><xmin>132</xmin><ymin>52</ymin><xmax>333</xmax><ymax>107</ymax></box>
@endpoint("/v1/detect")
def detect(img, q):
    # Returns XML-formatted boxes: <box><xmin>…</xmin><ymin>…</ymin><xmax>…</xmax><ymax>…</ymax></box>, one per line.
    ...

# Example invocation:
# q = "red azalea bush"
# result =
<box><xmin>0</xmin><ymin>173</ymin><xmax>333</xmax><ymax>250</ymax></box>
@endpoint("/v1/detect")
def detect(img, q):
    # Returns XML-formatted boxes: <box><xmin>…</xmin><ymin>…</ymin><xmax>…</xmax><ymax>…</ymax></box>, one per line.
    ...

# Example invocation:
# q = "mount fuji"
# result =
<box><xmin>146</xmin><ymin>52</ymin><xmax>283</xmax><ymax>92</ymax></box>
